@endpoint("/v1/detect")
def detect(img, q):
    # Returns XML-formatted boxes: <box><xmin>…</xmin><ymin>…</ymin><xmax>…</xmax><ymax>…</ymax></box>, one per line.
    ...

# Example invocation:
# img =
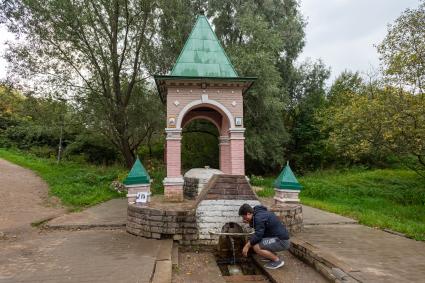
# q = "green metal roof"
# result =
<box><xmin>123</xmin><ymin>157</ymin><xmax>150</xmax><ymax>185</ymax></box>
<box><xmin>274</xmin><ymin>162</ymin><xmax>303</xmax><ymax>190</ymax></box>
<box><xmin>170</xmin><ymin>15</ymin><xmax>238</xmax><ymax>78</ymax></box>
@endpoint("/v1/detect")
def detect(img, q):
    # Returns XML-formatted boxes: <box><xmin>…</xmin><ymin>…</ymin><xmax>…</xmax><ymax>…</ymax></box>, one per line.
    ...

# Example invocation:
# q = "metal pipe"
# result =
<box><xmin>208</xmin><ymin>230</ymin><xmax>254</xmax><ymax>236</ymax></box>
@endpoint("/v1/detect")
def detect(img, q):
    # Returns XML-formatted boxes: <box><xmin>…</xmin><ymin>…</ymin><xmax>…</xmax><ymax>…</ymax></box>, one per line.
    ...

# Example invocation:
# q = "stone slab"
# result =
<box><xmin>301</xmin><ymin>205</ymin><xmax>357</xmax><ymax>225</ymax></box>
<box><xmin>252</xmin><ymin>250</ymin><xmax>328</xmax><ymax>283</ymax></box>
<box><xmin>46</xmin><ymin>198</ymin><xmax>127</xmax><ymax>229</ymax></box>
<box><xmin>152</xmin><ymin>260</ymin><xmax>172</xmax><ymax>283</ymax></box>
<box><xmin>172</xmin><ymin>244</ymin><xmax>179</xmax><ymax>268</ymax></box>
<box><xmin>0</xmin><ymin>229</ymin><xmax>164</xmax><ymax>283</ymax></box>
<box><xmin>297</xmin><ymin>224</ymin><xmax>425</xmax><ymax>282</ymax></box>
<box><xmin>156</xmin><ymin>239</ymin><xmax>173</xmax><ymax>261</ymax></box>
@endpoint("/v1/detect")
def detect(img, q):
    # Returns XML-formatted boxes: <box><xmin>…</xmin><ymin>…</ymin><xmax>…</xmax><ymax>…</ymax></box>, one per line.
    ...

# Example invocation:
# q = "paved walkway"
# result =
<box><xmin>0</xmin><ymin>230</ymin><xmax>171</xmax><ymax>283</ymax></box>
<box><xmin>0</xmin><ymin>159</ymin><xmax>65</xmax><ymax>234</ymax></box>
<box><xmin>46</xmin><ymin>198</ymin><xmax>127</xmax><ymax>229</ymax></box>
<box><xmin>0</xmin><ymin>159</ymin><xmax>170</xmax><ymax>283</ymax></box>
<box><xmin>296</xmin><ymin>207</ymin><xmax>425</xmax><ymax>282</ymax></box>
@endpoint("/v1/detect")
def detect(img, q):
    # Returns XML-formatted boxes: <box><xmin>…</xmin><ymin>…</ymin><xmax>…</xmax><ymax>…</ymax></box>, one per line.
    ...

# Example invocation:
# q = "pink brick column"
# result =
<box><xmin>229</xmin><ymin>128</ymin><xmax>245</xmax><ymax>175</ymax></box>
<box><xmin>219</xmin><ymin>136</ymin><xmax>231</xmax><ymax>174</ymax></box>
<box><xmin>163</xmin><ymin>128</ymin><xmax>184</xmax><ymax>201</ymax></box>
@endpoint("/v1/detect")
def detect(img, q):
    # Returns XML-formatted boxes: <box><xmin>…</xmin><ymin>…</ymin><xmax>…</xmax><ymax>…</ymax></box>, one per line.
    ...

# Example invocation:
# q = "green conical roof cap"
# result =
<box><xmin>170</xmin><ymin>15</ymin><xmax>238</xmax><ymax>78</ymax></box>
<box><xmin>123</xmin><ymin>157</ymin><xmax>150</xmax><ymax>185</ymax></box>
<box><xmin>274</xmin><ymin>162</ymin><xmax>303</xmax><ymax>190</ymax></box>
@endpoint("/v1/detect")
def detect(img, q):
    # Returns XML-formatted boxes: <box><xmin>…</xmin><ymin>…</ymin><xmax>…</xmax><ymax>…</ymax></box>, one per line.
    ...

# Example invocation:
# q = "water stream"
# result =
<box><xmin>229</xmin><ymin>236</ymin><xmax>235</xmax><ymax>264</ymax></box>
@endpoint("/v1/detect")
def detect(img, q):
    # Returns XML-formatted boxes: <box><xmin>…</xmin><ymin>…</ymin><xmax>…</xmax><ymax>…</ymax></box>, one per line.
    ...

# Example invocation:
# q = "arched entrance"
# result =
<box><xmin>181</xmin><ymin>104</ymin><xmax>231</xmax><ymax>174</ymax></box>
<box><xmin>181</xmin><ymin>119</ymin><xmax>219</xmax><ymax>171</ymax></box>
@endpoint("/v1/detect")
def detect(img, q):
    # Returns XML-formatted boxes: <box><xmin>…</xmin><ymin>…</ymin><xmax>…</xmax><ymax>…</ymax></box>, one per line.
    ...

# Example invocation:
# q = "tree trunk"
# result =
<box><xmin>120</xmin><ymin>137</ymin><xmax>135</xmax><ymax>169</ymax></box>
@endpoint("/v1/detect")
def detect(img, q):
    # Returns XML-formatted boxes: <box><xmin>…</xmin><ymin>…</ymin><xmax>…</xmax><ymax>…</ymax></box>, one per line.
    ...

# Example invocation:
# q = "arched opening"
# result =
<box><xmin>180</xmin><ymin>104</ymin><xmax>232</xmax><ymax>174</ymax></box>
<box><xmin>181</xmin><ymin>119</ymin><xmax>219</xmax><ymax>172</ymax></box>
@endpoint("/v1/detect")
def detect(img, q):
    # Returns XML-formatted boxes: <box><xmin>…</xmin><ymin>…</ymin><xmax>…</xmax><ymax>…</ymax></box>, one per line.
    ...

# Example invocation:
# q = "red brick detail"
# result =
<box><xmin>166</xmin><ymin>140</ymin><xmax>181</xmax><ymax>177</ymax></box>
<box><xmin>230</xmin><ymin>139</ymin><xmax>244</xmax><ymax>175</ymax></box>
<box><xmin>164</xmin><ymin>184</ymin><xmax>184</xmax><ymax>202</ymax></box>
<box><xmin>196</xmin><ymin>175</ymin><xmax>258</xmax><ymax>203</ymax></box>
<box><xmin>220</xmin><ymin>142</ymin><xmax>231</xmax><ymax>174</ymax></box>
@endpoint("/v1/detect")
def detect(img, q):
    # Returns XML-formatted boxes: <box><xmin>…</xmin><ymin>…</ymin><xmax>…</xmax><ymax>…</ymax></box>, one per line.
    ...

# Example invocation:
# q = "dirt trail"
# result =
<box><xmin>0</xmin><ymin>158</ymin><xmax>65</xmax><ymax>236</ymax></box>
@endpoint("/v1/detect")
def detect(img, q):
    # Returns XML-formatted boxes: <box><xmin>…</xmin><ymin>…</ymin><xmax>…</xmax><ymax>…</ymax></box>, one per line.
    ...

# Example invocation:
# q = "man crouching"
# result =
<box><xmin>239</xmin><ymin>203</ymin><xmax>290</xmax><ymax>269</ymax></box>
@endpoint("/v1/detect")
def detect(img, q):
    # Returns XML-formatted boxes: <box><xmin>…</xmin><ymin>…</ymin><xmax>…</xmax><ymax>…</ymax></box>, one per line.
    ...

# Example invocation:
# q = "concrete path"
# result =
<box><xmin>0</xmin><ymin>158</ymin><xmax>65</xmax><ymax>234</ymax></box>
<box><xmin>296</xmin><ymin>206</ymin><xmax>425</xmax><ymax>282</ymax></box>
<box><xmin>0</xmin><ymin>159</ymin><xmax>172</xmax><ymax>283</ymax></box>
<box><xmin>0</xmin><ymin>229</ymin><xmax>171</xmax><ymax>283</ymax></box>
<box><xmin>46</xmin><ymin>198</ymin><xmax>127</xmax><ymax>229</ymax></box>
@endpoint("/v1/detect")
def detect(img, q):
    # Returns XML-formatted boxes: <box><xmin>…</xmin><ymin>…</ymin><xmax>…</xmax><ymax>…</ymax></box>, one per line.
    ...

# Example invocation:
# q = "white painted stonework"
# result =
<box><xmin>196</xmin><ymin>199</ymin><xmax>261</xmax><ymax>242</ymax></box>
<box><xmin>184</xmin><ymin>168</ymin><xmax>223</xmax><ymax>194</ymax></box>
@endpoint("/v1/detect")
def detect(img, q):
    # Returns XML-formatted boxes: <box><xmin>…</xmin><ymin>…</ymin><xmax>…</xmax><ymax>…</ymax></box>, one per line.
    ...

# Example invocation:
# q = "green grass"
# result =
<box><xmin>251</xmin><ymin>169</ymin><xmax>425</xmax><ymax>240</ymax></box>
<box><xmin>0</xmin><ymin>148</ymin><xmax>126</xmax><ymax>210</ymax></box>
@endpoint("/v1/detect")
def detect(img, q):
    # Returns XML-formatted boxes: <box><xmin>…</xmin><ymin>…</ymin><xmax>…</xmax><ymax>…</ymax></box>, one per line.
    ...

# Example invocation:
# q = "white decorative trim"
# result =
<box><xmin>125</xmin><ymin>183</ymin><xmax>150</xmax><ymax>188</ymax></box>
<box><xmin>229</xmin><ymin>128</ymin><xmax>246</xmax><ymax>133</ymax></box>
<box><xmin>163</xmin><ymin>176</ymin><xmax>184</xmax><ymax>186</ymax></box>
<box><xmin>165</xmin><ymin>128</ymin><xmax>182</xmax><ymax>140</ymax></box>
<box><xmin>201</xmin><ymin>94</ymin><xmax>208</xmax><ymax>102</ymax></box>
<box><xmin>176</xmin><ymin>99</ymin><xmax>235</xmax><ymax>128</ymax></box>
<box><xmin>174</xmin><ymin>100</ymin><xmax>180</xmax><ymax>106</ymax></box>
<box><xmin>231</xmin><ymin>101</ymin><xmax>237</xmax><ymax>107</ymax></box>
<box><xmin>219</xmin><ymin>136</ymin><xmax>230</xmax><ymax>145</ymax></box>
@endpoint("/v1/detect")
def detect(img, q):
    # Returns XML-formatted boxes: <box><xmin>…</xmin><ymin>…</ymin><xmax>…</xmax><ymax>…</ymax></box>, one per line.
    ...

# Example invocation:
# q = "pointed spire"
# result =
<box><xmin>274</xmin><ymin>162</ymin><xmax>303</xmax><ymax>190</ymax></box>
<box><xmin>170</xmin><ymin>14</ymin><xmax>238</xmax><ymax>78</ymax></box>
<box><xmin>123</xmin><ymin>157</ymin><xmax>150</xmax><ymax>185</ymax></box>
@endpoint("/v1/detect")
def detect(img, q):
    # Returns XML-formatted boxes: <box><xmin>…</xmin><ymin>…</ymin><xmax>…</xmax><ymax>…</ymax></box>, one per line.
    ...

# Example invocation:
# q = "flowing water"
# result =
<box><xmin>229</xmin><ymin>236</ymin><xmax>236</xmax><ymax>264</ymax></box>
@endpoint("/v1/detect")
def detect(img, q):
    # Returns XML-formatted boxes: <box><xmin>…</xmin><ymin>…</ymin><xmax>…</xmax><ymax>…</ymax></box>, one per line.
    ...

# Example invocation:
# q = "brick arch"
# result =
<box><xmin>181</xmin><ymin>107</ymin><xmax>230</xmax><ymax>136</ymax></box>
<box><xmin>176</xmin><ymin>99</ymin><xmax>235</xmax><ymax>129</ymax></box>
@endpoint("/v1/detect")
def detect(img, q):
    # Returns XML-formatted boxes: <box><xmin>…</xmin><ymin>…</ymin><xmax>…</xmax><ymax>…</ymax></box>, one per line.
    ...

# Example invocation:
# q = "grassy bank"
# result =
<box><xmin>0</xmin><ymin>148</ymin><xmax>126</xmax><ymax>210</ymax></box>
<box><xmin>252</xmin><ymin>169</ymin><xmax>425</xmax><ymax>240</ymax></box>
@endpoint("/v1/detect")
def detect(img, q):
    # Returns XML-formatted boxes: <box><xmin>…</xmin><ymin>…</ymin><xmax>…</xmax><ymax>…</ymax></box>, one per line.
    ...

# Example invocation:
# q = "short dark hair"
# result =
<box><xmin>239</xmin><ymin>203</ymin><xmax>253</xmax><ymax>216</ymax></box>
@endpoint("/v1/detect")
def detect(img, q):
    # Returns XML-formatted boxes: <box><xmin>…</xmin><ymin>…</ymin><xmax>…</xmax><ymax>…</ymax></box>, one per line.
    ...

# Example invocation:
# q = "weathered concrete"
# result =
<box><xmin>297</xmin><ymin>223</ymin><xmax>425</xmax><ymax>282</ymax></box>
<box><xmin>301</xmin><ymin>205</ymin><xmax>357</xmax><ymax>225</ymax></box>
<box><xmin>252</xmin><ymin>251</ymin><xmax>328</xmax><ymax>283</ymax></box>
<box><xmin>0</xmin><ymin>229</ymin><xmax>161</xmax><ymax>283</ymax></box>
<box><xmin>0</xmin><ymin>158</ymin><xmax>65</xmax><ymax>234</ymax></box>
<box><xmin>46</xmin><ymin>198</ymin><xmax>127</xmax><ymax>229</ymax></box>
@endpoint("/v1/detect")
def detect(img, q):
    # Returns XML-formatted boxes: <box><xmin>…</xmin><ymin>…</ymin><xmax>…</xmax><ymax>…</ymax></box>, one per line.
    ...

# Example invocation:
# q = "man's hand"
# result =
<box><xmin>242</xmin><ymin>242</ymin><xmax>251</xmax><ymax>257</ymax></box>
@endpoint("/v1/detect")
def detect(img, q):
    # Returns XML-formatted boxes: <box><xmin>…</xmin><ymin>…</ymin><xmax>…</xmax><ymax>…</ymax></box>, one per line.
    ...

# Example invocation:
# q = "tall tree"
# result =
<box><xmin>1</xmin><ymin>0</ymin><xmax>160</xmax><ymax>168</ymax></box>
<box><xmin>377</xmin><ymin>0</ymin><xmax>425</xmax><ymax>94</ymax></box>
<box><xmin>207</xmin><ymin>0</ymin><xmax>305</xmax><ymax>173</ymax></box>
<box><xmin>284</xmin><ymin>60</ymin><xmax>330</xmax><ymax>171</ymax></box>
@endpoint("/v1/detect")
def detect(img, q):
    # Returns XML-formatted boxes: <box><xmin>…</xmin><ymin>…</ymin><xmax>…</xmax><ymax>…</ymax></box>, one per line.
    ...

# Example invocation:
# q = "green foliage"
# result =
<box><xmin>0</xmin><ymin>148</ymin><xmax>125</xmax><ymax>210</ymax></box>
<box><xmin>254</xmin><ymin>169</ymin><xmax>425</xmax><ymax>240</ymax></box>
<box><xmin>321</xmin><ymin>73</ymin><xmax>425</xmax><ymax>175</ymax></box>
<box><xmin>1</xmin><ymin>0</ymin><xmax>164</xmax><ymax>168</ymax></box>
<box><xmin>377</xmin><ymin>1</ymin><xmax>425</xmax><ymax>93</ymax></box>
<box><xmin>181</xmin><ymin>120</ymin><xmax>219</xmax><ymax>171</ymax></box>
<box><xmin>284</xmin><ymin>60</ymin><xmax>330</xmax><ymax>172</ymax></box>
<box><xmin>147</xmin><ymin>159</ymin><xmax>166</xmax><ymax>195</ymax></box>
<box><xmin>206</xmin><ymin>0</ymin><xmax>305</xmax><ymax>173</ymax></box>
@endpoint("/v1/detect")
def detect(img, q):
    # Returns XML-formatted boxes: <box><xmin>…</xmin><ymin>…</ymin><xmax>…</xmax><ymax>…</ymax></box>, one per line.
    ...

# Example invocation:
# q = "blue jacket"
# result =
<box><xmin>249</xmin><ymin>205</ymin><xmax>289</xmax><ymax>246</ymax></box>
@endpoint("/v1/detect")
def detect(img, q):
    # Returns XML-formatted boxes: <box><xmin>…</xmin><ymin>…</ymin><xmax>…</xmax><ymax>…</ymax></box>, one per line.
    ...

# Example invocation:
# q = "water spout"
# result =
<box><xmin>208</xmin><ymin>230</ymin><xmax>254</xmax><ymax>237</ymax></box>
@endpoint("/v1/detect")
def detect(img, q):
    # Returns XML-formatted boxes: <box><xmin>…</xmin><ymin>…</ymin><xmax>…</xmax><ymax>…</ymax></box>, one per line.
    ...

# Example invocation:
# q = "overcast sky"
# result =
<box><xmin>0</xmin><ymin>0</ymin><xmax>421</xmax><ymax>82</ymax></box>
<box><xmin>298</xmin><ymin>0</ymin><xmax>419</xmax><ymax>81</ymax></box>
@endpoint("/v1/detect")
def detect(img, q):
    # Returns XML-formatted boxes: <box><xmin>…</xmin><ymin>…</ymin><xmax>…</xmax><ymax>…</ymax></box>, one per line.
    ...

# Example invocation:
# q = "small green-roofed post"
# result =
<box><xmin>274</xmin><ymin>162</ymin><xmax>302</xmax><ymax>204</ymax></box>
<box><xmin>123</xmin><ymin>157</ymin><xmax>150</xmax><ymax>185</ymax></box>
<box><xmin>124</xmin><ymin>157</ymin><xmax>151</xmax><ymax>204</ymax></box>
